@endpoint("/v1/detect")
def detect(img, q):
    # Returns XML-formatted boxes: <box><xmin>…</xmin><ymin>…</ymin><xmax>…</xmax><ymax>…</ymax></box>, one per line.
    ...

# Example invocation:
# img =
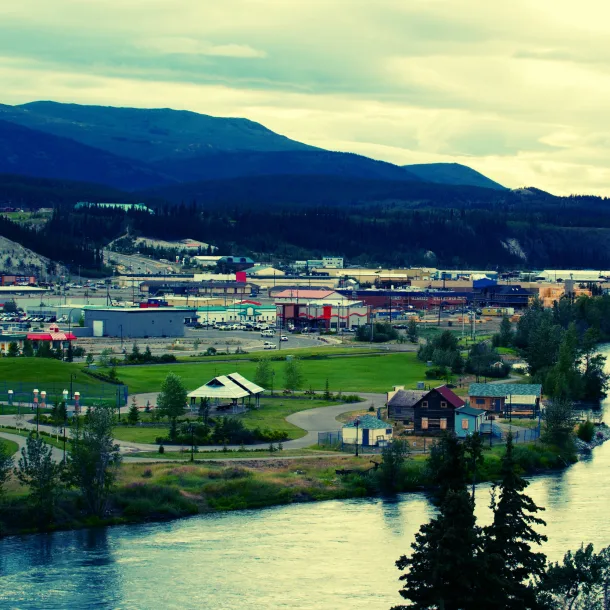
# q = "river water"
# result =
<box><xmin>2</xmin><ymin>384</ymin><xmax>610</xmax><ymax>608</ymax></box>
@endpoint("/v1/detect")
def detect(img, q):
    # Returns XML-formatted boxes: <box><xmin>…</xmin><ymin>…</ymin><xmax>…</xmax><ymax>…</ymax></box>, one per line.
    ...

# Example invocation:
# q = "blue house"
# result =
<box><xmin>455</xmin><ymin>405</ymin><xmax>487</xmax><ymax>438</ymax></box>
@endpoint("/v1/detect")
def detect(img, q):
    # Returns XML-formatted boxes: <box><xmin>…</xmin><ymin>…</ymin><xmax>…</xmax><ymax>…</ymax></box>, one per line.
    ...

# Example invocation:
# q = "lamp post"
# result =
<box><xmin>6</xmin><ymin>389</ymin><xmax>13</xmax><ymax>416</ymax></box>
<box><xmin>33</xmin><ymin>389</ymin><xmax>39</xmax><ymax>433</ymax></box>
<box><xmin>354</xmin><ymin>417</ymin><xmax>360</xmax><ymax>457</ymax></box>
<box><xmin>66</xmin><ymin>308</ymin><xmax>79</xmax><ymax>362</ymax></box>
<box><xmin>271</xmin><ymin>370</ymin><xmax>275</xmax><ymax>397</ymax></box>
<box><xmin>62</xmin><ymin>389</ymin><xmax>69</xmax><ymax>463</ymax></box>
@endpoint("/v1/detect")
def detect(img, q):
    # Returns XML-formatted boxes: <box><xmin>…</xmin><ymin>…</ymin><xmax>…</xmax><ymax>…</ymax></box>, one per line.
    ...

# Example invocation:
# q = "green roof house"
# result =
<box><xmin>468</xmin><ymin>383</ymin><xmax>542</xmax><ymax>414</ymax></box>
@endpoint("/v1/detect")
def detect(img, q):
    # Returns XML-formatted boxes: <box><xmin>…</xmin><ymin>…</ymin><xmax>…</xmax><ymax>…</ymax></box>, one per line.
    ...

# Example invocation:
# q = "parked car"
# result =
<box><xmin>263</xmin><ymin>341</ymin><xmax>277</xmax><ymax>349</ymax></box>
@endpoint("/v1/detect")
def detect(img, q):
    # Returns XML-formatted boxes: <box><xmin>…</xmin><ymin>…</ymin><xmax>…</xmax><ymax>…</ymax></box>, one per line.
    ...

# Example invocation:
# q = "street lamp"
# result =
<box><xmin>354</xmin><ymin>417</ymin><xmax>360</xmax><ymax>457</ymax></box>
<box><xmin>62</xmin><ymin>389</ymin><xmax>69</xmax><ymax>463</ymax></box>
<box><xmin>33</xmin><ymin>389</ymin><xmax>39</xmax><ymax>433</ymax></box>
<box><xmin>6</xmin><ymin>389</ymin><xmax>13</xmax><ymax>416</ymax></box>
<box><xmin>271</xmin><ymin>370</ymin><xmax>275</xmax><ymax>397</ymax></box>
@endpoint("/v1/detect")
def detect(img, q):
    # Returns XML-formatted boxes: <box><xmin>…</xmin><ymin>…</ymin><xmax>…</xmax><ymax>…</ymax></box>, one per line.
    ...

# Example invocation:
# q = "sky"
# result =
<box><xmin>2</xmin><ymin>0</ymin><xmax>610</xmax><ymax>195</ymax></box>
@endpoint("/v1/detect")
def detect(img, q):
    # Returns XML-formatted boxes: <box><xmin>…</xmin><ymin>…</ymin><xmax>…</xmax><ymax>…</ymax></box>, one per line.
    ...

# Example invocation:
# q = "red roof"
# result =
<box><xmin>434</xmin><ymin>385</ymin><xmax>465</xmax><ymax>408</ymax></box>
<box><xmin>27</xmin><ymin>332</ymin><xmax>77</xmax><ymax>341</ymax></box>
<box><xmin>237</xmin><ymin>300</ymin><xmax>262</xmax><ymax>306</ymax></box>
<box><xmin>275</xmin><ymin>289</ymin><xmax>336</xmax><ymax>300</ymax></box>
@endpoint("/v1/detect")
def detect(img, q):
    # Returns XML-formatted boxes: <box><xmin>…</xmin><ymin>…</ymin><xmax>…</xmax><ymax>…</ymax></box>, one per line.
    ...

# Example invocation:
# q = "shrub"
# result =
<box><xmin>141</xmin><ymin>469</ymin><xmax>153</xmax><ymax>478</ymax></box>
<box><xmin>158</xmin><ymin>445</ymin><xmax>165</xmax><ymax>454</ymax></box>
<box><xmin>577</xmin><ymin>420</ymin><xmax>596</xmax><ymax>443</ymax></box>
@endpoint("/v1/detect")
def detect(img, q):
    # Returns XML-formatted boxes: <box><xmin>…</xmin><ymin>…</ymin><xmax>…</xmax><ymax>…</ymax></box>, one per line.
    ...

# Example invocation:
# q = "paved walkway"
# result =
<box><xmin>0</xmin><ymin>431</ymin><xmax>65</xmax><ymax>462</ymax></box>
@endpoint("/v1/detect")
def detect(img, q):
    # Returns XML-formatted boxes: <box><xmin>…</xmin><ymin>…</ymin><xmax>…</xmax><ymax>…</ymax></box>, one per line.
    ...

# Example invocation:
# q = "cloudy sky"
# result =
<box><xmin>2</xmin><ymin>0</ymin><xmax>610</xmax><ymax>194</ymax></box>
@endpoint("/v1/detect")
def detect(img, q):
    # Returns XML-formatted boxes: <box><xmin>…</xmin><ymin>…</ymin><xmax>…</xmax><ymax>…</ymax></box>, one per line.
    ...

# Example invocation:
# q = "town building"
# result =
<box><xmin>246</xmin><ymin>266</ymin><xmax>286</xmax><ymax>277</ymax></box>
<box><xmin>1</xmin><ymin>275</ymin><xmax>36</xmax><ymax>286</ymax></box>
<box><xmin>342</xmin><ymin>415</ymin><xmax>393</xmax><ymax>447</ymax></box>
<box><xmin>321</xmin><ymin>256</ymin><xmax>344</xmax><ymax>269</ymax></box>
<box><xmin>411</xmin><ymin>386</ymin><xmax>465</xmax><ymax>434</ymax></box>
<box><xmin>196</xmin><ymin>302</ymin><xmax>277</xmax><ymax>325</ymax></box>
<box><xmin>455</xmin><ymin>405</ymin><xmax>487</xmax><ymax>438</ymax></box>
<box><xmin>27</xmin><ymin>325</ymin><xmax>77</xmax><ymax>352</ymax></box>
<box><xmin>0</xmin><ymin>333</ymin><xmax>26</xmax><ymax>354</ymax></box>
<box><xmin>468</xmin><ymin>383</ymin><xmax>542</xmax><ymax>416</ymax></box>
<box><xmin>81</xmin><ymin>306</ymin><xmax>195</xmax><ymax>338</ymax></box>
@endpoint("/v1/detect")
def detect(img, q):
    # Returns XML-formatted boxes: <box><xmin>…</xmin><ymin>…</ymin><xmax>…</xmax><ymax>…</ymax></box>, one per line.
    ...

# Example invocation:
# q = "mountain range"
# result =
<box><xmin>0</xmin><ymin>101</ymin><xmax>505</xmax><ymax>194</ymax></box>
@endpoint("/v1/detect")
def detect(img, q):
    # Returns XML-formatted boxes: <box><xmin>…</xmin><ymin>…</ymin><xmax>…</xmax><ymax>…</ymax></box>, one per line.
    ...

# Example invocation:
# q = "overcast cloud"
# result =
<box><xmin>2</xmin><ymin>0</ymin><xmax>610</xmax><ymax>194</ymax></box>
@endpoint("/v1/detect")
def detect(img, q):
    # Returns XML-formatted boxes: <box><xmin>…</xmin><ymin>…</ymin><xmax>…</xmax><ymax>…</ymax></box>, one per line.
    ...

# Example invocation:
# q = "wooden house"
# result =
<box><xmin>413</xmin><ymin>386</ymin><xmax>465</xmax><ymax>434</ymax></box>
<box><xmin>387</xmin><ymin>388</ymin><xmax>427</xmax><ymax>424</ymax></box>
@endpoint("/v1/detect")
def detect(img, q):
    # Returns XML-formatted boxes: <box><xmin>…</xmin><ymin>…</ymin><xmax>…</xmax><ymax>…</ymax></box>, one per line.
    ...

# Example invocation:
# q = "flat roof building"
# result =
<box><xmin>82</xmin><ymin>306</ymin><xmax>195</xmax><ymax>338</ymax></box>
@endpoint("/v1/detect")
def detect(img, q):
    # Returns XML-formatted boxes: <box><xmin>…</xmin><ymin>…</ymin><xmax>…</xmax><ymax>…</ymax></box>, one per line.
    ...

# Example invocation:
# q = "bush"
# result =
<box><xmin>141</xmin><ymin>468</ymin><xmax>153</xmax><ymax>478</ymax></box>
<box><xmin>577</xmin><ymin>420</ymin><xmax>596</xmax><ymax>443</ymax></box>
<box><xmin>425</xmin><ymin>366</ymin><xmax>448</xmax><ymax>379</ymax></box>
<box><xmin>158</xmin><ymin>445</ymin><xmax>165</xmax><ymax>454</ymax></box>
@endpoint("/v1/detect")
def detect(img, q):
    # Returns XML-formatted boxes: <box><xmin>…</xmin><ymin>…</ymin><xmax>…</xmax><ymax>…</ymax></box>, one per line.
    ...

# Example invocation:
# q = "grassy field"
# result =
<box><xmin>0</xmin><ymin>427</ymin><xmax>70</xmax><ymax>451</ymax></box>
<box><xmin>0</xmin><ymin>351</ymin><xmax>436</xmax><ymax>396</ymax></box>
<box><xmin>0</xmin><ymin>437</ymin><xmax>18</xmax><ymax>456</ymax></box>
<box><xmin>117</xmin><ymin>351</ymin><xmax>431</xmax><ymax>394</ymax></box>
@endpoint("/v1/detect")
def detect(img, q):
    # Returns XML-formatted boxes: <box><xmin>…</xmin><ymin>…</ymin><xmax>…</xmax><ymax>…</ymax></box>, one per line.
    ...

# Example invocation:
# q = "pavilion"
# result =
<box><xmin>187</xmin><ymin>372</ymin><xmax>264</xmax><ymax>413</ymax></box>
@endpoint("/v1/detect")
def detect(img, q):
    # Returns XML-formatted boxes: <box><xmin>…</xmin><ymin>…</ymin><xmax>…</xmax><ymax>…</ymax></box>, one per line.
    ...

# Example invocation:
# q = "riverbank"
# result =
<box><xmin>0</xmin><ymin>441</ymin><xmax>571</xmax><ymax>538</ymax></box>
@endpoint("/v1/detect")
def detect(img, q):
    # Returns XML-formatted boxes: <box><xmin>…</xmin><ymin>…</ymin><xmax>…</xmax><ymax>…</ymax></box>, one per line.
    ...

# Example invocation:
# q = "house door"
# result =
<box><xmin>495</xmin><ymin>399</ymin><xmax>501</xmax><ymax>411</ymax></box>
<box><xmin>362</xmin><ymin>429</ymin><xmax>369</xmax><ymax>446</ymax></box>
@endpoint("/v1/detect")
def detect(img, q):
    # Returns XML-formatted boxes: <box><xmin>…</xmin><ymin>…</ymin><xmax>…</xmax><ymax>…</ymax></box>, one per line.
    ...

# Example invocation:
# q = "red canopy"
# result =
<box><xmin>27</xmin><ymin>332</ymin><xmax>77</xmax><ymax>341</ymax></box>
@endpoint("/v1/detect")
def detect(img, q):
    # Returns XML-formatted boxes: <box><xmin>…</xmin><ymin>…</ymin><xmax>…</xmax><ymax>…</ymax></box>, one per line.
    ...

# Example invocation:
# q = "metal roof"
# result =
<box><xmin>388</xmin><ymin>389</ymin><xmax>427</xmax><ymax>408</ymax></box>
<box><xmin>434</xmin><ymin>386</ymin><xmax>466</xmax><ymax>408</ymax></box>
<box><xmin>456</xmin><ymin>405</ymin><xmax>486</xmax><ymax>417</ymax></box>
<box><xmin>275</xmin><ymin>289</ymin><xmax>337</xmax><ymax>299</ymax></box>
<box><xmin>343</xmin><ymin>415</ymin><xmax>390</xmax><ymax>430</ymax></box>
<box><xmin>187</xmin><ymin>373</ymin><xmax>264</xmax><ymax>400</ymax></box>
<box><xmin>468</xmin><ymin>383</ymin><xmax>542</xmax><ymax>397</ymax></box>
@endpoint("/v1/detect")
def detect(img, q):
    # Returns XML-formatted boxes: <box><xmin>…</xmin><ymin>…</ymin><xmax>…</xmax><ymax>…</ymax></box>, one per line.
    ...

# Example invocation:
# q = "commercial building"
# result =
<box><xmin>197</xmin><ymin>302</ymin><xmax>277</xmax><ymax>325</ymax></box>
<box><xmin>1</xmin><ymin>275</ymin><xmax>36</xmax><ymax>286</ymax></box>
<box><xmin>337</xmin><ymin>289</ymin><xmax>470</xmax><ymax>310</ymax></box>
<box><xmin>82</xmin><ymin>306</ymin><xmax>195</xmax><ymax>338</ymax></box>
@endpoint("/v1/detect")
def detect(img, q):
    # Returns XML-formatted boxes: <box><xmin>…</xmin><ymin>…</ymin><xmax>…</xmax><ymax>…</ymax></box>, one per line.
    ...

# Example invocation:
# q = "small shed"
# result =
<box><xmin>342</xmin><ymin>415</ymin><xmax>393</xmax><ymax>447</ymax></box>
<box><xmin>187</xmin><ymin>372</ymin><xmax>264</xmax><ymax>411</ymax></box>
<box><xmin>455</xmin><ymin>406</ymin><xmax>487</xmax><ymax>438</ymax></box>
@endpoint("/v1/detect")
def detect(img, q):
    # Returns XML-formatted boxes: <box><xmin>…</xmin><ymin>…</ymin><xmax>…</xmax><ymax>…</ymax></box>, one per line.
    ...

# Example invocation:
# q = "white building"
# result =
<box><xmin>322</xmin><ymin>256</ymin><xmax>344</xmax><ymax>269</ymax></box>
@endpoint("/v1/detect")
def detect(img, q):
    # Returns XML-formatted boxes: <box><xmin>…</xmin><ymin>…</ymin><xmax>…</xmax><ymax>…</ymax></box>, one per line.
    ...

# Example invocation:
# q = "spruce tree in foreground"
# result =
<box><xmin>395</xmin><ymin>433</ymin><xmax>485</xmax><ymax>610</ymax></box>
<box><xmin>483</xmin><ymin>432</ymin><xmax>547</xmax><ymax>609</ymax></box>
<box><xmin>394</xmin><ymin>488</ymin><xmax>483</xmax><ymax>610</ymax></box>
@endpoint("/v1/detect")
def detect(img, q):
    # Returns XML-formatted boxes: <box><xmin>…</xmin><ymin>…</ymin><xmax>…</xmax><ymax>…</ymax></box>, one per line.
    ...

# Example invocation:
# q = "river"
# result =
<box><xmin>1</xmin><ymin>383</ymin><xmax>610</xmax><ymax>607</ymax></box>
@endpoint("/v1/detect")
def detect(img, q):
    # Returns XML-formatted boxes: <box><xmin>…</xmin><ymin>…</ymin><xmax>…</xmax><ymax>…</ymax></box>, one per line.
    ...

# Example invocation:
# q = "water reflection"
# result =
<box><xmin>3</xmin><ymin>347</ymin><xmax>610</xmax><ymax>608</ymax></box>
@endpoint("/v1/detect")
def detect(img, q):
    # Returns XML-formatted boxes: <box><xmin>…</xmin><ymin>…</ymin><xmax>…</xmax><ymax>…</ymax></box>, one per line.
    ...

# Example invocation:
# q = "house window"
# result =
<box><xmin>461</xmin><ymin>419</ymin><xmax>469</xmax><ymax>430</ymax></box>
<box><xmin>421</xmin><ymin>401</ymin><xmax>428</xmax><ymax>408</ymax></box>
<box><xmin>386</xmin><ymin>429</ymin><xmax>392</xmax><ymax>435</ymax></box>
<box><xmin>440</xmin><ymin>418</ymin><xmax>447</xmax><ymax>430</ymax></box>
<box><xmin>421</xmin><ymin>417</ymin><xmax>428</xmax><ymax>430</ymax></box>
<box><xmin>476</xmin><ymin>398</ymin><xmax>485</xmax><ymax>405</ymax></box>
<box><xmin>441</xmin><ymin>401</ymin><xmax>447</xmax><ymax>408</ymax></box>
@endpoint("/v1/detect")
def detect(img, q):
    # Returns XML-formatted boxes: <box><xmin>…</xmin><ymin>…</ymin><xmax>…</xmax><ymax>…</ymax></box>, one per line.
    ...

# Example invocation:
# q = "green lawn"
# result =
<box><xmin>113</xmin><ymin>426</ymin><xmax>167</xmax><ymax>444</ymax></box>
<box><xmin>117</xmin><ymin>351</ymin><xmax>430</xmax><ymax>394</ymax></box>
<box><xmin>0</xmin><ymin>428</ymin><xmax>69</xmax><ymax>451</ymax></box>
<box><xmin>0</xmin><ymin>351</ymin><xmax>437</xmax><ymax>398</ymax></box>
<box><xmin>0</xmin><ymin>437</ymin><xmax>19</xmax><ymax>456</ymax></box>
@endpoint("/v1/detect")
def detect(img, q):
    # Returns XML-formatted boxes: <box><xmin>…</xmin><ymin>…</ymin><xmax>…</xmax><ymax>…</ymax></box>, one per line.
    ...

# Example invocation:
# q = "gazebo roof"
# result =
<box><xmin>187</xmin><ymin>373</ymin><xmax>264</xmax><ymax>400</ymax></box>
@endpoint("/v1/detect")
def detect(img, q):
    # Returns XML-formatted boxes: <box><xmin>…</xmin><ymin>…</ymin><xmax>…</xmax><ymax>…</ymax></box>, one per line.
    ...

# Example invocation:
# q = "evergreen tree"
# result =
<box><xmin>483</xmin><ymin>433</ymin><xmax>547</xmax><ymax>609</ymax></box>
<box><xmin>127</xmin><ymin>399</ymin><xmax>140</xmax><ymax>425</ymax></box>
<box><xmin>7</xmin><ymin>342</ymin><xmax>19</xmax><ymax>357</ymax></box>
<box><xmin>157</xmin><ymin>373</ymin><xmax>187</xmax><ymax>440</ymax></box>
<box><xmin>379</xmin><ymin>439</ymin><xmax>410</xmax><ymax>493</ymax></box>
<box><xmin>394</xmin><ymin>489</ymin><xmax>483</xmax><ymax>610</ymax></box>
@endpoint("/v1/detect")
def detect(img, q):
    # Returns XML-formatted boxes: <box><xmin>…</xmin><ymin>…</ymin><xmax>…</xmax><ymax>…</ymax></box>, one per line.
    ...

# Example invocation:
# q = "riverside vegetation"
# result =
<box><xmin>0</xmin><ymin>394</ymin><xmax>582</xmax><ymax>538</ymax></box>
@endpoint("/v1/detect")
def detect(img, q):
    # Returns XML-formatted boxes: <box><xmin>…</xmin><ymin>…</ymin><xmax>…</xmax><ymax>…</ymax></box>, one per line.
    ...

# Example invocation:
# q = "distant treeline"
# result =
<box><xmin>4</xmin><ymin>173</ymin><xmax>610</xmax><ymax>268</ymax></box>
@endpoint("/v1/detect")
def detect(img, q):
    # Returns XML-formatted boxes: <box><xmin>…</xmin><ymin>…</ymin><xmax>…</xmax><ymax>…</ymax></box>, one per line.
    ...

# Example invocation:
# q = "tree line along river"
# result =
<box><xmin>2</xmin><ymin>354</ymin><xmax>610</xmax><ymax>609</ymax></box>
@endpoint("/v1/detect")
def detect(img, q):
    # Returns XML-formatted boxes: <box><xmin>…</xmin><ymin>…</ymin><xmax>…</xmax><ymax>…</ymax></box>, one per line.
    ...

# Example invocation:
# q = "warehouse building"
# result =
<box><xmin>82</xmin><ymin>306</ymin><xmax>195</xmax><ymax>338</ymax></box>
